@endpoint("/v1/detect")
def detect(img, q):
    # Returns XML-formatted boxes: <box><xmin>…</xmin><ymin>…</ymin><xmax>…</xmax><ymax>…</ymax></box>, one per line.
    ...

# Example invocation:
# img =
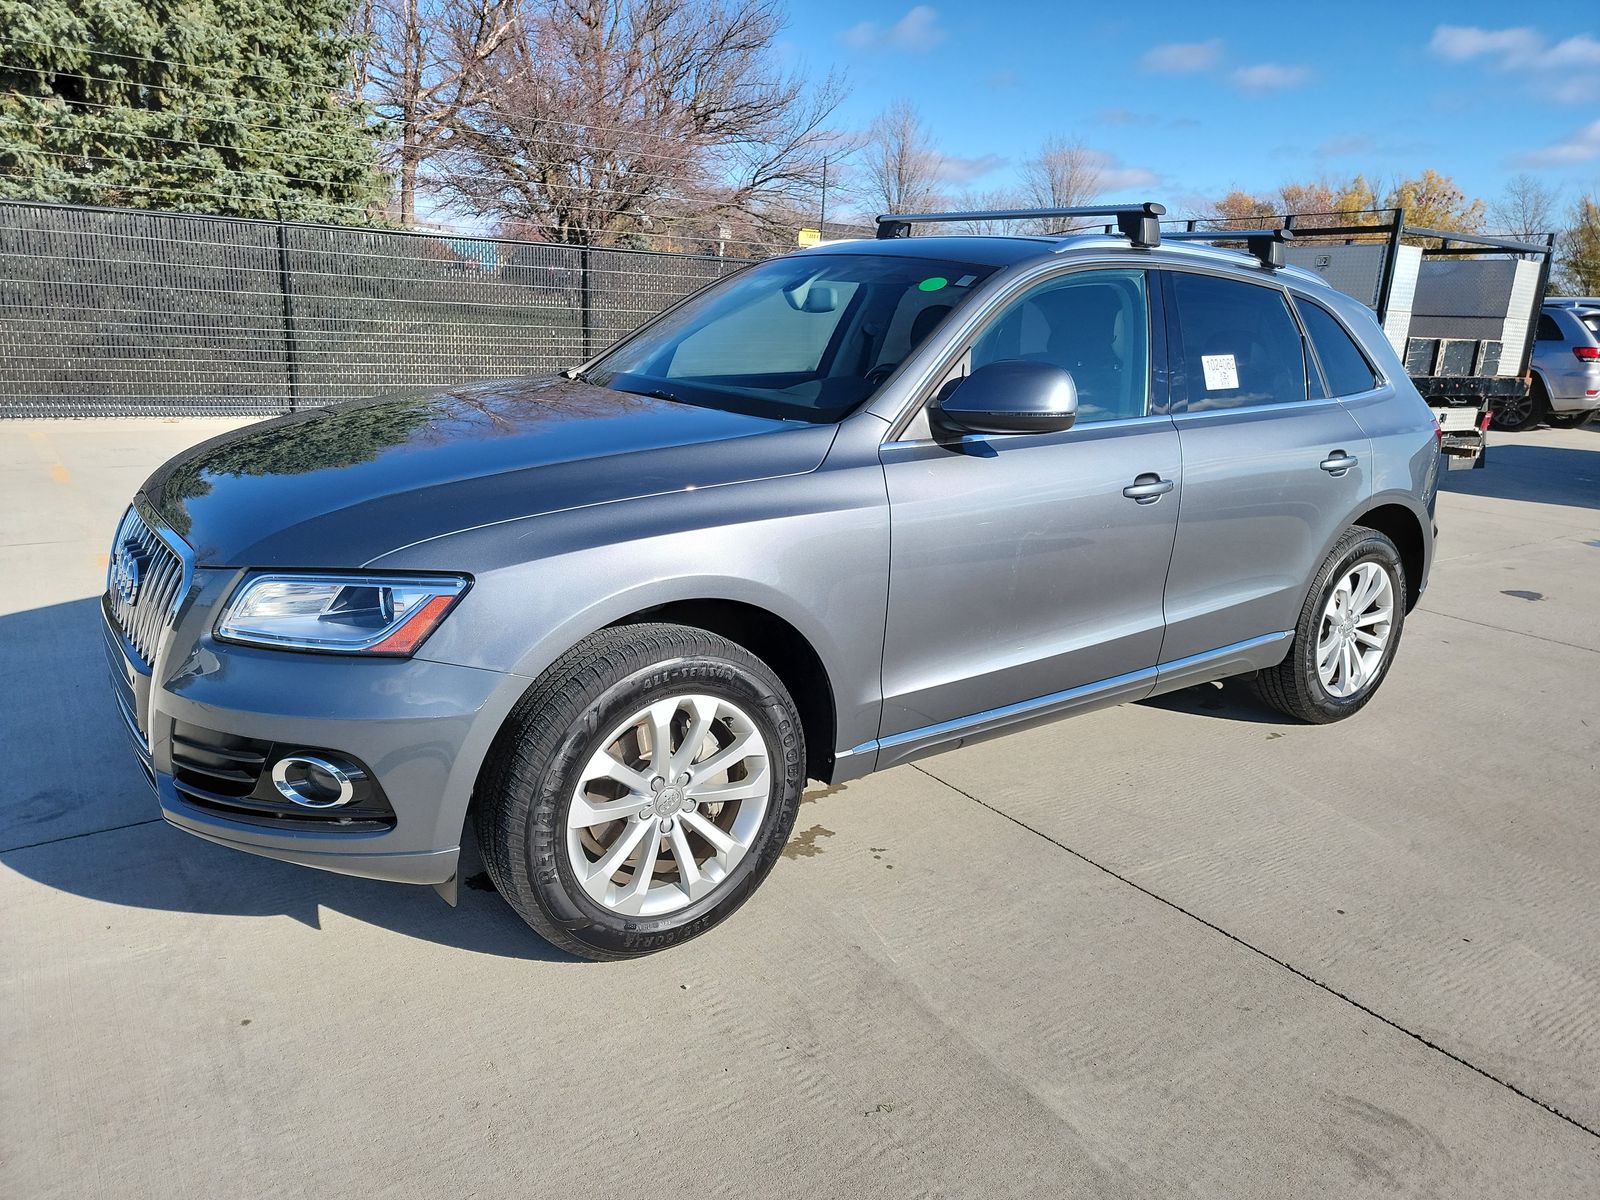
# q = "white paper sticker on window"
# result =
<box><xmin>1201</xmin><ymin>353</ymin><xmax>1239</xmax><ymax>390</ymax></box>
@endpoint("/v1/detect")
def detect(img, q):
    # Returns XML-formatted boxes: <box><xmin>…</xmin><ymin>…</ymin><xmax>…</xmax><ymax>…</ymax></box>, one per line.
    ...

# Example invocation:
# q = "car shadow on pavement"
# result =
<box><xmin>1439</xmin><ymin>441</ymin><xmax>1600</xmax><ymax>511</ymax></box>
<box><xmin>1140</xmin><ymin>677</ymin><xmax>1299</xmax><ymax>725</ymax></box>
<box><xmin>0</xmin><ymin>597</ymin><xmax>582</xmax><ymax>963</ymax></box>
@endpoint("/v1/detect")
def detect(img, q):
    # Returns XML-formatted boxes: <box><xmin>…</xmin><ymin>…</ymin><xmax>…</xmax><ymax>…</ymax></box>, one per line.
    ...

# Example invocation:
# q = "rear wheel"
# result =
<box><xmin>475</xmin><ymin>623</ymin><xmax>804</xmax><ymax>960</ymax></box>
<box><xmin>1490</xmin><ymin>380</ymin><xmax>1546</xmax><ymax>431</ymax></box>
<box><xmin>1254</xmin><ymin>527</ymin><xmax>1406</xmax><ymax>723</ymax></box>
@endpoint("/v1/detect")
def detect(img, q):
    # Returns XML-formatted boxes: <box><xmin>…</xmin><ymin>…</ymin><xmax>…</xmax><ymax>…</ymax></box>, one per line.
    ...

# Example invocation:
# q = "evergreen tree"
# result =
<box><xmin>0</xmin><ymin>0</ymin><xmax>386</xmax><ymax>221</ymax></box>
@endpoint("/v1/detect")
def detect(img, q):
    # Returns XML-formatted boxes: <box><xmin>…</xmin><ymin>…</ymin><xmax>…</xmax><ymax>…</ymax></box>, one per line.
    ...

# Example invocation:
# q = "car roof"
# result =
<box><xmin>796</xmin><ymin>232</ymin><xmax>1320</xmax><ymax>277</ymax></box>
<box><xmin>796</xmin><ymin>234</ymin><xmax>1060</xmax><ymax>268</ymax></box>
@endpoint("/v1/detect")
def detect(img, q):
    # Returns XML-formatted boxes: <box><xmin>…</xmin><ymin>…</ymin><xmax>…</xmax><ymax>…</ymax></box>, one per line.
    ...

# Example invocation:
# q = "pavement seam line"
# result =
<box><xmin>2</xmin><ymin>817</ymin><xmax>164</xmax><ymax>855</ymax></box>
<box><xmin>1418</xmin><ymin>607</ymin><xmax>1600</xmax><ymax>655</ymax></box>
<box><xmin>909</xmin><ymin>762</ymin><xmax>1600</xmax><ymax>1143</ymax></box>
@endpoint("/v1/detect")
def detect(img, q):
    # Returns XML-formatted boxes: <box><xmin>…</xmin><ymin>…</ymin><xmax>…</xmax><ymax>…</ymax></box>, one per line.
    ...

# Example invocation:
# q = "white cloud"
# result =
<box><xmin>1517</xmin><ymin>119</ymin><xmax>1600</xmax><ymax>167</ymax></box>
<box><xmin>840</xmin><ymin>6</ymin><xmax>947</xmax><ymax>53</ymax></box>
<box><xmin>1316</xmin><ymin>134</ymin><xmax>1372</xmax><ymax>157</ymax></box>
<box><xmin>1139</xmin><ymin>39</ymin><xmax>1223</xmax><ymax>73</ymax></box>
<box><xmin>1230</xmin><ymin>62</ymin><xmax>1311</xmax><ymax>93</ymax></box>
<box><xmin>1427</xmin><ymin>25</ymin><xmax>1600</xmax><ymax>101</ymax></box>
<box><xmin>1096</xmin><ymin>163</ymin><xmax>1161</xmax><ymax>192</ymax></box>
<box><xmin>931</xmin><ymin>152</ymin><xmax>1007</xmax><ymax>185</ymax></box>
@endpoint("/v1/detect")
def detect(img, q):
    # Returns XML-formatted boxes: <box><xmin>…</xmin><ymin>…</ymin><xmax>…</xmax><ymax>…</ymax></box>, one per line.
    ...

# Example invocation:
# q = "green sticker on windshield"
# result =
<box><xmin>918</xmin><ymin>276</ymin><xmax>949</xmax><ymax>292</ymax></box>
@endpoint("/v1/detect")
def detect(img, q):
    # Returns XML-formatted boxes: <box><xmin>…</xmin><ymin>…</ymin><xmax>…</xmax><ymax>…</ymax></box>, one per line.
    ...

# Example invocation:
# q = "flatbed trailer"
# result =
<box><xmin>1172</xmin><ymin>211</ymin><xmax>1556</xmax><ymax>469</ymax></box>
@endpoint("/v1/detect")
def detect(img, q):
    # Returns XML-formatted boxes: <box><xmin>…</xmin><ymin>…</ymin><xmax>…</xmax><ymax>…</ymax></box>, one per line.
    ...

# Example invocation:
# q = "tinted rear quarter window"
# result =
<box><xmin>1537</xmin><ymin>314</ymin><xmax>1564</xmax><ymax>341</ymax></box>
<box><xmin>1297</xmin><ymin>299</ymin><xmax>1379</xmax><ymax>396</ymax></box>
<box><xmin>1169</xmin><ymin>272</ymin><xmax>1307</xmax><ymax>411</ymax></box>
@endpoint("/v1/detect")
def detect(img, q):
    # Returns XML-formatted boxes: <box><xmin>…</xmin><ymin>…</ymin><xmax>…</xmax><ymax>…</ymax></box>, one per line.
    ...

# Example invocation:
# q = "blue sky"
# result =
<box><xmin>778</xmin><ymin>1</ymin><xmax>1600</xmax><ymax>220</ymax></box>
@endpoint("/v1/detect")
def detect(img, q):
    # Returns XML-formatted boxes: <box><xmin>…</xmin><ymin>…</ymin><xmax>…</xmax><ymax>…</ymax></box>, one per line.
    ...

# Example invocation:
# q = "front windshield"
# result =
<box><xmin>585</xmin><ymin>253</ymin><xmax>997</xmax><ymax>422</ymax></box>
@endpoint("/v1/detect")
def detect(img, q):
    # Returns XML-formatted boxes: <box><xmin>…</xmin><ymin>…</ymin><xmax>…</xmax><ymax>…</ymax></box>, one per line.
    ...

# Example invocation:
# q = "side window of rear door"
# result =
<box><xmin>1166</xmin><ymin>271</ymin><xmax>1308</xmax><ymax>411</ymax></box>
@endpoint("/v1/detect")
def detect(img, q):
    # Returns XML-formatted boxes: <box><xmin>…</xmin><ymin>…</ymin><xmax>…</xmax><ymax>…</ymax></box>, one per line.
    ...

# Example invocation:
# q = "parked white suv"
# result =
<box><xmin>1521</xmin><ymin>300</ymin><xmax>1600</xmax><ymax>429</ymax></box>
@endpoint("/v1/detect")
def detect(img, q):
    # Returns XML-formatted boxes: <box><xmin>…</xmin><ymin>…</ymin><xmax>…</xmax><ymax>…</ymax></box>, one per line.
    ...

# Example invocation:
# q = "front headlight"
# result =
<box><xmin>216</xmin><ymin>573</ymin><xmax>470</xmax><ymax>655</ymax></box>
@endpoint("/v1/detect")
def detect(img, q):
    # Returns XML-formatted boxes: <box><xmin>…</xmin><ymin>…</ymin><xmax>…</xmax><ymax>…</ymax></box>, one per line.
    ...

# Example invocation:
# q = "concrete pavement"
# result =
<box><xmin>3</xmin><ymin>419</ymin><xmax>1598</xmax><ymax>1198</ymax></box>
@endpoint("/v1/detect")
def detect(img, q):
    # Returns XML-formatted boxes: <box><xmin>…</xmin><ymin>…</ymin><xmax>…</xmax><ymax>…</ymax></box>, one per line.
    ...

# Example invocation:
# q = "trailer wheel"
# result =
<box><xmin>1490</xmin><ymin>381</ymin><xmax>1546</xmax><ymax>432</ymax></box>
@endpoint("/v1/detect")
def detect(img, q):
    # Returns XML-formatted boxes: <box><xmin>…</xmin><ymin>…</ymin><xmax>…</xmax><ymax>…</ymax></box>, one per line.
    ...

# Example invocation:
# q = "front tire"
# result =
<box><xmin>1254</xmin><ymin>527</ymin><xmax>1406</xmax><ymax>724</ymax></box>
<box><xmin>475</xmin><ymin>623</ymin><xmax>805</xmax><ymax>960</ymax></box>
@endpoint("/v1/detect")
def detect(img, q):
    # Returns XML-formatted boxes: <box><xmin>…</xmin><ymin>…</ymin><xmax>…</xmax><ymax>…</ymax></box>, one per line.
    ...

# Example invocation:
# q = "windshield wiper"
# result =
<box><xmin>630</xmin><ymin>387</ymin><xmax>687</xmax><ymax>406</ymax></box>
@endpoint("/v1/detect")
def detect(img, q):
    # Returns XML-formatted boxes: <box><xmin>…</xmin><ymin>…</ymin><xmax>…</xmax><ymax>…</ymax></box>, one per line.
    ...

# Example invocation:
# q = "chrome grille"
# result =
<box><xmin>106</xmin><ymin>506</ymin><xmax>189</xmax><ymax>667</ymax></box>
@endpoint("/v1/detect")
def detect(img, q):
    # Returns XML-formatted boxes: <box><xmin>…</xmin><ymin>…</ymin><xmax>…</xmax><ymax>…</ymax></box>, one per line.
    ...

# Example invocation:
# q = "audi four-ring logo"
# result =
<box><xmin>112</xmin><ymin>538</ymin><xmax>149</xmax><ymax>606</ymax></box>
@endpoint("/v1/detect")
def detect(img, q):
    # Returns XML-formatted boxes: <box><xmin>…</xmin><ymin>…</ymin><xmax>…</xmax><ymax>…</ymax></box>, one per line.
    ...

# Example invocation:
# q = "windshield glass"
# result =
<box><xmin>586</xmin><ymin>253</ymin><xmax>997</xmax><ymax>422</ymax></box>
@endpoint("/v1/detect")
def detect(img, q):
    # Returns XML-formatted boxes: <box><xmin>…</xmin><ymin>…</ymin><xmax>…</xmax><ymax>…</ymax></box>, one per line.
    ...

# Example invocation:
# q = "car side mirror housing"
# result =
<box><xmin>933</xmin><ymin>360</ymin><xmax>1078</xmax><ymax>435</ymax></box>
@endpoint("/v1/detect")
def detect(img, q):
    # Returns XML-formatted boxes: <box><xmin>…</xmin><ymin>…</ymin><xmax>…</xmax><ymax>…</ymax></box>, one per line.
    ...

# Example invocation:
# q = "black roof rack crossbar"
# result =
<box><xmin>875</xmin><ymin>203</ymin><xmax>1165</xmax><ymax>248</ymax></box>
<box><xmin>1403</xmin><ymin>227</ymin><xmax>1555</xmax><ymax>257</ymax></box>
<box><xmin>1161</xmin><ymin>228</ymin><xmax>1295</xmax><ymax>269</ymax></box>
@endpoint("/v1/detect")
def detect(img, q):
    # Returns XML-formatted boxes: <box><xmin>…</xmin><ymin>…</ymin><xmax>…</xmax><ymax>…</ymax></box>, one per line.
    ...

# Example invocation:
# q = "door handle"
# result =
<box><xmin>1122</xmin><ymin>475</ymin><xmax>1175</xmax><ymax>504</ymax></box>
<box><xmin>1320</xmin><ymin>451</ymin><xmax>1359</xmax><ymax>476</ymax></box>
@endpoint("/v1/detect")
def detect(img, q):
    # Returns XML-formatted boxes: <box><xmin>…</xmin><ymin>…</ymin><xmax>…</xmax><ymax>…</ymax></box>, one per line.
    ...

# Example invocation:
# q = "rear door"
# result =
<box><xmin>1158</xmin><ymin>268</ymin><xmax>1372</xmax><ymax>664</ymax></box>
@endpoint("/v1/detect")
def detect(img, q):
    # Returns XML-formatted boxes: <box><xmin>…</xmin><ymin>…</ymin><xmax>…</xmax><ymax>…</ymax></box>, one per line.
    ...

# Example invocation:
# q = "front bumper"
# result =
<box><xmin>104</xmin><ymin>566</ymin><xmax>527</xmax><ymax>887</ymax></box>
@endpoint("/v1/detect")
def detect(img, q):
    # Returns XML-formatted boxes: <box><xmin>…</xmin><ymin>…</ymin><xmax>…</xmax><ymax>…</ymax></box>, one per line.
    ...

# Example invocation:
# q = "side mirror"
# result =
<box><xmin>934</xmin><ymin>360</ymin><xmax>1078</xmax><ymax>435</ymax></box>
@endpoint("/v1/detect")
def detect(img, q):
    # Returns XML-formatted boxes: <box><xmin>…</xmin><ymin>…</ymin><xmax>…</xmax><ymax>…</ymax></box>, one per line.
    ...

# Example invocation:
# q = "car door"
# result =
<box><xmin>1157</xmin><ymin>268</ymin><xmax>1373</xmax><ymax>667</ymax></box>
<box><xmin>876</xmin><ymin>267</ymin><xmax>1181</xmax><ymax>759</ymax></box>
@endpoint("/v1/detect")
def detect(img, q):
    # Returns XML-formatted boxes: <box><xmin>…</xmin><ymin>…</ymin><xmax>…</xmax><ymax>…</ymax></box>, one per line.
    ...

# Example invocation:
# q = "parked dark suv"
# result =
<box><xmin>104</xmin><ymin>203</ymin><xmax>1438</xmax><ymax>959</ymax></box>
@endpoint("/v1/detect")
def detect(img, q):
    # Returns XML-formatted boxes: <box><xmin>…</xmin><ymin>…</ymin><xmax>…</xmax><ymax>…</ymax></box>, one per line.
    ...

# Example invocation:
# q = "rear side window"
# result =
<box><xmin>1297</xmin><ymin>299</ymin><xmax>1379</xmax><ymax>396</ymax></box>
<box><xmin>1169</xmin><ymin>272</ymin><xmax>1307</xmax><ymax>411</ymax></box>
<box><xmin>1537</xmin><ymin>314</ymin><xmax>1564</xmax><ymax>341</ymax></box>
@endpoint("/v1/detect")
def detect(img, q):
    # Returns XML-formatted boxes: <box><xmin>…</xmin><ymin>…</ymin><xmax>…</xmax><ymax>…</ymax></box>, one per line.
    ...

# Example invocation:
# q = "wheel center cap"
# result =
<box><xmin>654</xmin><ymin>786</ymin><xmax>686</xmax><ymax>817</ymax></box>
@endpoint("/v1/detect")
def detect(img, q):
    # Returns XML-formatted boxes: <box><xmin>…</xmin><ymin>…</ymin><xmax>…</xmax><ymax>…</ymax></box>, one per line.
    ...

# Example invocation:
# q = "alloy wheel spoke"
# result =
<box><xmin>569</xmin><ymin>792</ymin><xmax>654</xmax><ymax>830</ymax></box>
<box><xmin>1354</xmin><ymin>604</ymin><xmax>1392</xmax><ymax>628</ymax></box>
<box><xmin>689</xmin><ymin>728</ymin><xmax>759</xmax><ymax>779</ymax></box>
<box><xmin>582</xmin><ymin>816</ymin><xmax>652</xmax><ymax>897</ymax></box>
<box><xmin>580</xmin><ymin>749</ymin><xmax>653</xmax><ymax>795</ymax></box>
<box><xmin>667</xmin><ymin>821</ymin><xmax>706</xmax><ymax>901</ymax></box>
<box><xmin>670</xmin><ymin>696</ymin><xmax>720</xmax><ymax>777</ymax></box>
<box><xmin>620</xmin><ymin>821</ymin><xmax>664</xmax><ymax>906</ymax></box>
<box><xmin>690</xmin><ymin>769</ymin><xmax>770</xmax><ymax>806</ymax></box>
<box><xmin>645</xmin><ymin>698</ymin><xmax>680</xmax><ymax>773</ymax></box>
<box><xmin>1353</xmin><ymin>627</ymin><xmax>1385</xmax><ymax>650</ymax></box>
<box><xmin>1317</xmin><ymin>630</ymin><xmax>1341</xmax><ymax>669</ymax></box>
<box><xmin>679</xmin><ymin>808</ymin><xmax>738</xmax><ymax>858</ymax></box>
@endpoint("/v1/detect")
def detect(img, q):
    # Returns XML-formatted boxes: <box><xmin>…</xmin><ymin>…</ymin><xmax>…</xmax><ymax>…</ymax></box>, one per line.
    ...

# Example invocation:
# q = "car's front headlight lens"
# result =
<box><xmin>216</xmin><ymin>573</ymin><xmax>470</xmax><ymax>655</ymax></box>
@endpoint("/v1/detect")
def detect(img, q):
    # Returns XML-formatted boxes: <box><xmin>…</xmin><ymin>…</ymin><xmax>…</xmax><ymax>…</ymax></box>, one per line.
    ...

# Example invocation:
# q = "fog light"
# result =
<box><xmin>270</xmin><ymin>754</ymin><xmax>364</xmax><ymax>809</ymax></box>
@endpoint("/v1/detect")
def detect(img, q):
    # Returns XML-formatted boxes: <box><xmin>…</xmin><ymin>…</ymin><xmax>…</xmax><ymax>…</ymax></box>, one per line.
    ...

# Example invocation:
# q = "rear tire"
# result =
<box><xmin>1253</xmin><ymin>527</ymin><xmax>1407</xmax><ymax>724</ymax></box>
<box><xmin>1490</xmin><ymin>380</ymin><xmax>1546</xmax><ymax>431</ymax></box>
<box><xmin>475</xmin><ymin>622</ymin><xmax>805</xmax><ymax>960</ymax></box>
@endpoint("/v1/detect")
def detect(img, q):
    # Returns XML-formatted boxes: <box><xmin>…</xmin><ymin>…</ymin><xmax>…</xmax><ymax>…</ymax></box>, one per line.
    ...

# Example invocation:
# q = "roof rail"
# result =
<box><xmin>1161</xmin><ymin>228</ymin><xmax>1295</xmax><ymax>269</ymax></box>
<box><xmin>875</xmin><ymin>203</ymin><xmax>1166</xmax><ymax>248</ymax></box>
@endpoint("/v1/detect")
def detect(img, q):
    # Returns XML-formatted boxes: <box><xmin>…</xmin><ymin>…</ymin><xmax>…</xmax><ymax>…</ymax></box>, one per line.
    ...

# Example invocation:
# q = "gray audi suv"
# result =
<box><xmin>104</xmin><ymin>204</ymin><xmax>1439</xmax><ymax>959</ymax></box>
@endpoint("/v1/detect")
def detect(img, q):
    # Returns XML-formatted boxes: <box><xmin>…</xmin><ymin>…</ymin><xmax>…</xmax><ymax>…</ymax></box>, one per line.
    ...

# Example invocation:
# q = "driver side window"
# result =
<box><xmin>967</xmin><ymin>269</ymin><xmax>1152</xmax><ymax>424</ymax></box>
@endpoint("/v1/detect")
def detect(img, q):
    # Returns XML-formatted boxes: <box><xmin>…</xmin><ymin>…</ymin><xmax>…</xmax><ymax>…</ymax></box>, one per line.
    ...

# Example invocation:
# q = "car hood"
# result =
<box><xmin>142</xmin><ymin>376</ymin><xmax>836</xmax><ymax>567</ymax></box>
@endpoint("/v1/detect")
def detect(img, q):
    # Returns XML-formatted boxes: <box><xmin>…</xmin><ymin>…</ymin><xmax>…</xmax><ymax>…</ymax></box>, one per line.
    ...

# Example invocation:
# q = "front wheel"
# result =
<box><xmin>1254</xmin><ymin>527</ymin><xmax>1407</xmax><ymax>723</ymax></box>
<box><xmin>475</xmin><ymin>623</ymin><xmax>805</xmax><ymax>960</ymax></box>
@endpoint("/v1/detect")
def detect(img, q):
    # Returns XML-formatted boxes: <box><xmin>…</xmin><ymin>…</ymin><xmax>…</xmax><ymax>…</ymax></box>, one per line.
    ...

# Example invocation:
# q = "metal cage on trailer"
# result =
<box><xmin>1163</xmin><ymin>211</ymin><xmax>1555</xmax><ymax>470</ymax></box>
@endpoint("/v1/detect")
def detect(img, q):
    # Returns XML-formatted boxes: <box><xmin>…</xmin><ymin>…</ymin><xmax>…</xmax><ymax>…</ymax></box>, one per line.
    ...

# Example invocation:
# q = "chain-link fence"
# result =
<box><xmin>0</xmin><ymin>200</ymin><xmax>751</xmax><ymax>417</ymax></box>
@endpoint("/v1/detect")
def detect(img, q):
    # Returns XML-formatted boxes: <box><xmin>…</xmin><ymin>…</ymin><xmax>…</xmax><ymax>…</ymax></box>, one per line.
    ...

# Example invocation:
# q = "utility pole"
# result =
<box><xmin>819</xmin><ymin>156</ymin><xmax>829</xmax><ymax>233</ymax></box>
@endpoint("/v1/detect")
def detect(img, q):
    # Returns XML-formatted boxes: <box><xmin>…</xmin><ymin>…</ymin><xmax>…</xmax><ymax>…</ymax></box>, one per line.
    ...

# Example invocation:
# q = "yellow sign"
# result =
<box><xmin>796</xmin><ymin>228</ymin><xmax>821</xmax><ymax>248</ymax></box>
